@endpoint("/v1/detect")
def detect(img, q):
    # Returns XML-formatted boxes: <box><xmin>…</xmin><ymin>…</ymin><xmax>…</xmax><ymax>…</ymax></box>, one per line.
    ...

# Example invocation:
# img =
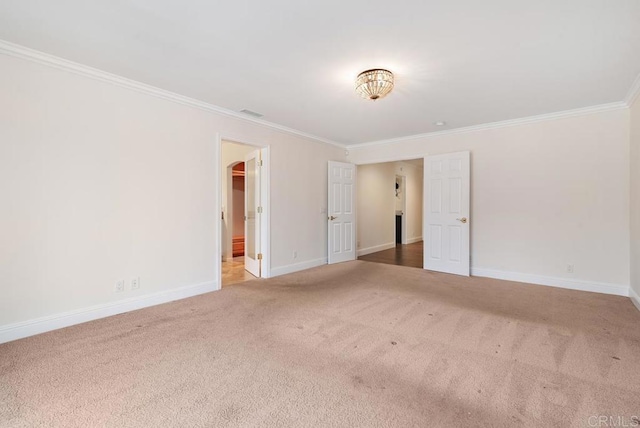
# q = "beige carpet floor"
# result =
<box><xmin>1</xmin><ymin>261</ymin><xmax>639</xmax><ymax>427</ymax></box>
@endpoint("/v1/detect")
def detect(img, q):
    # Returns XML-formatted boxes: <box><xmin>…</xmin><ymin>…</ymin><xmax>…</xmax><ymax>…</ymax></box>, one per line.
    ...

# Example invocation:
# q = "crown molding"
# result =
<box><xmin>625</xmin><ymin>72</ymin><xmax>640</xmax><ymax>107</ymax></box>
<box><xmin>347</xmin><ymin>102</ymin><xmax>628</xmax><ymax>149</ymax></box>
<box><xmin>0</xmin><ymin>40</ymin><xmax>346</xmax><ymax>149</ymax></box>
<box><xmin>2</xmin><ymin>39</ymin><xmax>637</xmax><ymax>151</ymax></box>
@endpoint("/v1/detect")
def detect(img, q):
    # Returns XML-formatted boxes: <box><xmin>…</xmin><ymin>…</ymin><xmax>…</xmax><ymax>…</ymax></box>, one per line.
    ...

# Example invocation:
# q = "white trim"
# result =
<box><xmin>270</xmin><ymin>258</ymin><xmax>327</xmax><ymax>277</ymax></box>
<box><xmin>0</xmin><ymin>280</ymin><xmax>218</xmax><ymax>344</ymax></box>
<box><xmin>4</xmin><ymin>39</ymin><xmax>636</xmax><ymax>150</ymax></box>
<box><xmin>406</xmin><ymin>236</ymin><xmax>423</xmax><ymax>245</ymax></box>
<box><xmin>4</xmin><ymin>39</ymin><xmax>639</xmax><ymax>150</ymax></box>
<box><xmin>357</xmin><ymin>242</ymin><xmax>396</xmax><ymax>257</ymax></box>
<box><xmin>471</xmin><ymin>267</ymin><xmax>629</xmax><ymax>297</ymax></box>
<box><xmin>630</xmin><ymin>287</ymin><xmax>640</xmax><ymax>313</ymax></box>
<box><xmin>625</xmin><ymin>72</ymin><xmax>640</xmax><ymax>107</ymax></box>
<box><xmin>347</xmin><ymin>102</ymin><xmax>628</xmax><ymax>149</ymax></box>
<box><xmin>0</xmin><ymin>39</ymin><xmax>344</xmax><ymax>149</ymax></box>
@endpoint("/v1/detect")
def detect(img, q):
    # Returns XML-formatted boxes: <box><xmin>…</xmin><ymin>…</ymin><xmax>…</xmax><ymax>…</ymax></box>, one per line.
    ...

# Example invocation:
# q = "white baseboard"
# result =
<box><xmin>270</xmin><ymin>257</ymin><xmax>327</xmax><ymax>277</ymax></box>
<box><xmin>0</xmin><ymin>280</ymin><xmax>218</xmax><ymax>344</ymax></box>
<box><xmin>357</xmin><ymin>242</ymin><xmax>396</xmax><ymax>257</ymax></box>
<box><xmin>630</xmin><ymin>287</ymin><xmax>640</xmax><ymax>312</ymax></box>
<box><xmin>406</xmin><ymin>236</ymin><xmax>423</xmax><ymax>245</ymax></box>
<box><xmin>471</xmin><ymin>267</ymin><xmax>629</xmax><ymax>297</ymax></box>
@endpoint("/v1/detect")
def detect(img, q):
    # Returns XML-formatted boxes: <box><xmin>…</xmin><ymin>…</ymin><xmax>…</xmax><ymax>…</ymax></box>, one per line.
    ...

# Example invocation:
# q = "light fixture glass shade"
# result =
<box><xmin>355</xmin><ymin>69</ymin><xmax>394</xmax><ymax>100</ymax></box>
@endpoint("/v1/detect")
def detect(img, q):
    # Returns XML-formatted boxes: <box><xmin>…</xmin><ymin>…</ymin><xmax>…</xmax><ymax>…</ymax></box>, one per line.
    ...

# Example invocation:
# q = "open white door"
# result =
<box><xmin>424</xmin><ymin>151</ymin><xmax>470</xmax><ymax>276</ymax></box>
<box><xmin>328</xmin><ymin>161</ymin><xmax>356</xmax><ymax>264</ymax></box>
<box><xmin>244</xmin><ymin>149</ymin><xmax>262</xmax><ymax>277</ymax></box>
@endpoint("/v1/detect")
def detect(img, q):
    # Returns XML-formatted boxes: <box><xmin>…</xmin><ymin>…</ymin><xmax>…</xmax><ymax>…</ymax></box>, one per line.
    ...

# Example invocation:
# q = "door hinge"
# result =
<box><xmin>257</xmin><ymin>206</ymin><xmax>263</xmax><ymax>214</ymax></box>
<box><xmin>258</xmin><ymin>159</ymin><xmax>263</xmax><ymax>167</ymax></box>
<box><xmin>257</xmin><ymin>253</ymin><xmax>263</xmax><ymax>260</ymax></box>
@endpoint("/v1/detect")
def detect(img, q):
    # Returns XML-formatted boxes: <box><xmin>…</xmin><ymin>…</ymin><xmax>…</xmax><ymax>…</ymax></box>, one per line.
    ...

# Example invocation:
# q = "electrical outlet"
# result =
<box><xmin>115</xmin><ymin>280</ymin><xmax>125</xmax><ymax>293</ymax></box>
<box><xmin>131</xmin><ymin>277</ymin><xmax>140</xmax><ymax>290</ymax></box>
<box><xmin>566</xmin><ymin>264</ymin><xmax>574</xmax><ymax>274</ymax></box>
<box><xmin>293</xmin><ymin>251</ymin><xmax>297</xmax><ymax>259</ymax></box>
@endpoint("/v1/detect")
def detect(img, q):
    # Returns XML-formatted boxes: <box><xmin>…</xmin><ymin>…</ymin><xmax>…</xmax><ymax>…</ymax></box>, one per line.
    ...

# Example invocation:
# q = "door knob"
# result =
<box><xmin>328</xmin><ymin>215</ymin><xmax>337</xmax><ymax>221</ymax></box>
<box><xmin>456</xmin><ymin>217</ymin><xmax>468</xmax><ymax>224</ymax></box>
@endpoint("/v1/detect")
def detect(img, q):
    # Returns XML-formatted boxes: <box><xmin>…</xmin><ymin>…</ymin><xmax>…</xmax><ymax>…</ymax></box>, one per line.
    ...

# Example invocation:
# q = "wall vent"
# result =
<box><xmin>239</xmin><ymin>109</ymin><xmax>263</xmax><ymax>118</ymax></box>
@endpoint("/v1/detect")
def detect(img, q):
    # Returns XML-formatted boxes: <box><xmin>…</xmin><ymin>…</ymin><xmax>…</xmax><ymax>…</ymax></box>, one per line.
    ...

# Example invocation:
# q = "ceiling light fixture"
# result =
<box><xmin>355</xmin><ymin>69</ymin><xmax>394</xmax><ymax>100</ymax></box>
<box><xmin>434</xmin><ymin>121</ymin><xmax>447</xmax><ymax>126</ymax></box>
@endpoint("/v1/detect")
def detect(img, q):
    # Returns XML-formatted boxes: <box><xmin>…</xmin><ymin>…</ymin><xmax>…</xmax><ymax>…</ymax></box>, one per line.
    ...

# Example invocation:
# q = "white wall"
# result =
<box><xmin>349</xmin><ymin>109</ymin><xmax>631</xmax><ymax>294</ymax></box>
<box><xmin>357</xmin><ymin>161</ymin><xmax>423</xmax><ymax>255</ymax></box>
<box><xmin>630</xmin><ymin>96</ymin><xmax>640</xmax><ymax>305</ymax></box>
<box><xmin>356</xmin><ymin>162</ymin><xmax>395</xmax><ymax>254</ymax></box>
<box><xmin>0</xmin><ymin>52</ymin><xmax>345</xmax><ymax>338</ymax></box>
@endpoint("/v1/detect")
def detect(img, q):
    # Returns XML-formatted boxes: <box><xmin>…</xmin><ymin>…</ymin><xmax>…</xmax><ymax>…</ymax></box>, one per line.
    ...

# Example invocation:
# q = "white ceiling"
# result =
<box><xmin>1</xmin><ymin>1</ymin><xmax>639</xmax><ymax>146</ymax></box>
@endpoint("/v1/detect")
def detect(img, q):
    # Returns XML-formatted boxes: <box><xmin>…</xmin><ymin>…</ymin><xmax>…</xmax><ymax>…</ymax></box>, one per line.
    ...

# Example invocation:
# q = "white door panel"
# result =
<box><xmin>328</xmin><ymin>161</ymin><xmax>356</xmax><ymax>264</ymax></box>
<box><xmin>424</xmin><ymin>152</ymin><xmax>470</xmax><ymax>276</ymax></box>
<box><xmin>244</xmin><ymin>150</ymin><xmax>261</xmax><ymax>277</ymax></box>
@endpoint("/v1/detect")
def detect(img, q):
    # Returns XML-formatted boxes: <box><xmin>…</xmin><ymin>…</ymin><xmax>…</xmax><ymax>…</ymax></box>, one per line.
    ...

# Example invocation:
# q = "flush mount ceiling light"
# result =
<box><xmin>355</xmin><ymin>69</ymin><xmax>394</xmax><ymax>100</ymax></box>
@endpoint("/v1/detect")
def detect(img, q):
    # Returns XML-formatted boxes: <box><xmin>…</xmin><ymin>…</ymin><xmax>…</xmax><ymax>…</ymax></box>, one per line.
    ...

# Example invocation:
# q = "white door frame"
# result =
<box><xmin>216</xmin><ymin>134</ymin><xmax>271</xmax><ymax>290</ymax></box>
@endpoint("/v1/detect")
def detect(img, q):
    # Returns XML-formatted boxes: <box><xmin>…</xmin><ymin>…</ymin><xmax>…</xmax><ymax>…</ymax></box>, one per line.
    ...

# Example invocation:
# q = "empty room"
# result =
<box><xmin>1</xmin><ymin>1</ymin><xmax>640</xmax><ymax>427</ymax></box>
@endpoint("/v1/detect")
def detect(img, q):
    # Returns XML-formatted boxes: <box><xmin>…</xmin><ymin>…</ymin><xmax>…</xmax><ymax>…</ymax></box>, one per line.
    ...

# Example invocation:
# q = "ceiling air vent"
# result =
<box><xmin>239</xmin><ymin>109</ymin><xmax>263</xmax><ymax>118</ymax></box>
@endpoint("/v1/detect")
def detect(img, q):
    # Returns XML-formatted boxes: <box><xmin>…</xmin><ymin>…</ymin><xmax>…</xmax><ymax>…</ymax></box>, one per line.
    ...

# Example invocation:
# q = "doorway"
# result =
<box><xmin>355</xmin><ymin>159</ymin><xmax>424</xmax><ymax>269</ymax></box>
<box><xmin>219</xmin><ymin>139</ymin><xmax>270</xmax><ymax>287</ymax></box>
<box><xmin>222</xmin><ymin>161</ymin><xmax>254</xmax><ymax>286</ymax></box>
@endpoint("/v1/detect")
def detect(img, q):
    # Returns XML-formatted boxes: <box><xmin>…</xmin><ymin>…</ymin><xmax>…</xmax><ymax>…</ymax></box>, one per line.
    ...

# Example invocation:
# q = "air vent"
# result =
<box><xmin>239</xmin><ymin>109</ymin><xmax>263</xmax><ymax>118</ymax></box>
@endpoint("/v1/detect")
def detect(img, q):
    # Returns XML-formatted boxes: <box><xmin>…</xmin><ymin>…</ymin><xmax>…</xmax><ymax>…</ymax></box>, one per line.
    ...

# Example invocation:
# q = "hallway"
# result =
<box><xmin>358</xmin><ymin>241</ymin><xmax>423</xmax><ymax>269</ymax></box>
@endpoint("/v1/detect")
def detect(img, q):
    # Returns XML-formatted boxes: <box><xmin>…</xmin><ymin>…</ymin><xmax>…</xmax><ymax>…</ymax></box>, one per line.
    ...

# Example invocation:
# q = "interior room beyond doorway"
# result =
<box><xmin>356</xmin><ymin>158</ymin><xmax>424</xmax><ymax>269</ymax></box>
<box><xmin>221</xmin><ymin>140</ymin><xmax>262</xmax><ymax>287</ymax></box>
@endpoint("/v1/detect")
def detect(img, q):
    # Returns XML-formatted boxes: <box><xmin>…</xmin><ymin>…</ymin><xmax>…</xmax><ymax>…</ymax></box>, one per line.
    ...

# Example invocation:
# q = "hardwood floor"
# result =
<box><xmin>222</xmin><ymin>256</ymin><xmax>256</xmax><ymax>287</ymax></box>
<box><xmin>358</xmin><ymin>241</ymin><xmax>423</xmax><ymax>268</ymax></box>
<box><xmin>225</xmin><ymin>242</ymin><xmax>423</xmax><ymax>286</ymax></box>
